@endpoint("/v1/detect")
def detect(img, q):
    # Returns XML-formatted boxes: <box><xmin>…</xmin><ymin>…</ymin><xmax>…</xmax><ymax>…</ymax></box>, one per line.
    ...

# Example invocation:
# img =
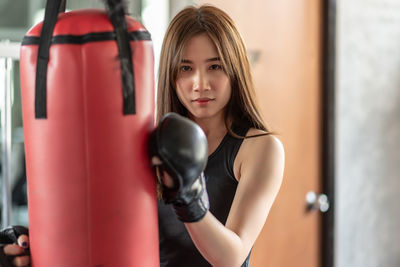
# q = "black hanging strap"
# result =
<box><xmin>35</xmin><ymin>0</ymin><xmax>63</xmax><ymax>118</ymax></box>
<box><xmin>105</xmin><ymin>0</ymin><xmax>136</xmax><ymax>114</ymax></box>
<box><xmin>59</xmin><ymin>0</ymin><xmax>66</xmax><ymax>13</ymax></box>
<box><xmin>35</xmin><ymin>0</ymin><xmax>136</xmax><ymax>118</ymax></box>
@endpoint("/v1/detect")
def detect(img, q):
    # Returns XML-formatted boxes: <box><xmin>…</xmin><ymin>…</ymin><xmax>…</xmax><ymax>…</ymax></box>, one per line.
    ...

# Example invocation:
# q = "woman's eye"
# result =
<box><xmin>210</xmin><ymin>64</ymin><xmax>222</xmax><ymax>70</ymax></box>
<box><xmin>180</xmin><ymin>66</ymin><xmax>192</xmax><ymax>72</ymax></box>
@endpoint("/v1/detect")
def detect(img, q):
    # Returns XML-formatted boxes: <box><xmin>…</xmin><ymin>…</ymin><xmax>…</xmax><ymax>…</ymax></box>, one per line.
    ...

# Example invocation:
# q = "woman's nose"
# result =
<box><xmin>192</xmin><ymin>71</ymin><xmax>210</xmax><ymax>91</ymax></box>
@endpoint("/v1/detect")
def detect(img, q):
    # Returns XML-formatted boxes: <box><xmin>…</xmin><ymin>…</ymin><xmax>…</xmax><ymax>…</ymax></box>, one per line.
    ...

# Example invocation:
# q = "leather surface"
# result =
<box><xmin>20</xmin><ymin>9</ymin><xmax>158</xmax><ymax>267</ymax></box>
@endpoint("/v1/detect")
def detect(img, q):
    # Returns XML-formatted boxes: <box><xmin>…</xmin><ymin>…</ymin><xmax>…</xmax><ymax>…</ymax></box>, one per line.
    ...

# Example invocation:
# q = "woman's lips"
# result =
<box><xmin>193</xmin><ymin>98</ymin><xmax>214</xmax><ymax>104</ymax></box>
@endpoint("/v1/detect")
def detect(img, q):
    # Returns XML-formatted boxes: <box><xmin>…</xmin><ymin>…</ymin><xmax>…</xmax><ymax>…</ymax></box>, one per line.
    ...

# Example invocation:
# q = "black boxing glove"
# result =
<box><xmin>0</xmin><ymin>226</ymin><xmax>29</xmax><ymax>267</ymax></box>
<box><xmin>149</xmin><ymin>113</ymin><xmax>209</xmax><ymax>222</ymax></box>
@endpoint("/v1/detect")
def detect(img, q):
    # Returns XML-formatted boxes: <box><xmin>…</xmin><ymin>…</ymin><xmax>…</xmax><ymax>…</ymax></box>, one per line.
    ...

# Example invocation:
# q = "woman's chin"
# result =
<box><xmin>188</xmin><ymin>110</ymin><xmax>224</xmax><ymax>122</ymax></box>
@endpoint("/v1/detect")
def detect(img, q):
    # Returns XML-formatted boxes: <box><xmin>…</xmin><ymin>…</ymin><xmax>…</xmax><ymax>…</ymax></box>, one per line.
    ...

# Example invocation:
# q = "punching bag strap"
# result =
<box><xmin>35</xmin><ymin>0</ymin><xmax>64</xmax><ymax>118</ymax></box>
<box><xmin>35</xmin><ymin>0</ymin><xmax>135</xmax><ymax>118</ymax></box>
<box><xmin>59</xmin><ymin>0</ymin><xmax>66</xmax><ymax>13</ymax></box>
<box><xmin>105</xmin><ymin>0</ymin><xmax>136</xmax><ymax>115</ymax></box>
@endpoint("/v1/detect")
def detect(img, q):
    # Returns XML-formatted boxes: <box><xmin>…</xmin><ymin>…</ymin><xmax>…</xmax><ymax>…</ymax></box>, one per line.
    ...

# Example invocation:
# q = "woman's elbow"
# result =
<box><xmin>211</xmin><ymin>247</ymin><xmax>250</xmax><ymax>267</ymax></box>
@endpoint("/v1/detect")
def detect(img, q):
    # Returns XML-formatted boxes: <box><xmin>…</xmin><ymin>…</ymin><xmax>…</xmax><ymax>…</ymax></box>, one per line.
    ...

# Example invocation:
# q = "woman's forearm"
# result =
<box><xmin>185</xmin><ymin>212</ymin><xmax>249</xmax><ymax>267</ymax></box>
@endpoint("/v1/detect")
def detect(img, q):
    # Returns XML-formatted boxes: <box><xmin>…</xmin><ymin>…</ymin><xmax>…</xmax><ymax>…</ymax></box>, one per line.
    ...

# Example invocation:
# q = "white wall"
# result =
<box><xmin>336</xmin><ymin>1</ymin><xmax>400</xmax><ymax>266</ymax></box>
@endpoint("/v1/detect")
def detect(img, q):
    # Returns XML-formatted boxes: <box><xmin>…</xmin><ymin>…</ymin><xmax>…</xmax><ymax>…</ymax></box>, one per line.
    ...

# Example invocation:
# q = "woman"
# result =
<box><xmin>154</xmin><ymin>5</ymin><xmax>284</xmax><ymax>267</ymax></box>
<box><xmin>3</xmin><ymin>4</ymin><xmax>284</xmax><ymax>267</ymax></box>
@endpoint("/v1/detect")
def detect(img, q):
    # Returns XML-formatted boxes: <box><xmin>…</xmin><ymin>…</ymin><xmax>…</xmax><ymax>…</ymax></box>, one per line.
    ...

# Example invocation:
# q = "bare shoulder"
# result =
<box><xmin>244</xmin><ymin>129</ymin><xmax>284</xmax><ymax>156</ymax></box>
<box><xmin>234</xmin><ymin>128</ymin><xmax>284</xmax><ymax>180</ymax></box>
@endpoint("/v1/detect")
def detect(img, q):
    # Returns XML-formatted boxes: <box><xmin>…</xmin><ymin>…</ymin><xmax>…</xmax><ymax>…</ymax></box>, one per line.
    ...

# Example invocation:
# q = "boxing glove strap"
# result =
<box><xmin>173</xmin><ymin>179</ymin><xmax>210</xmax><ymax>223</ymax></box>
<box><xmin>173</xmin><ymin>199</ymin><xmax>209</xmax><ymax>223</ymax></box>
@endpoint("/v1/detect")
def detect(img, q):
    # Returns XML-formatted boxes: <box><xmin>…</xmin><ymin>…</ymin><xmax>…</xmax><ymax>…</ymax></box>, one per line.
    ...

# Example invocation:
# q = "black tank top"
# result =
<box><xmin>158</xmin><ymin>126</ymin><xmax>250</xmax><ymax>267</ymax></box>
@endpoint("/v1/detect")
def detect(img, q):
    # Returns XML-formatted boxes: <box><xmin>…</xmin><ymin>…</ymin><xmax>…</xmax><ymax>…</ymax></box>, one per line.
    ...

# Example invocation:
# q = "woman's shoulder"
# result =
<box><xmin>234</xmin><ymin>128</ymin><xmax>284</xmax><ymax>180</ymax></box>
<box><xmin>244</xmin><ymin>128</ymin><xmax>283</xmax><ymax>150</ymax></box>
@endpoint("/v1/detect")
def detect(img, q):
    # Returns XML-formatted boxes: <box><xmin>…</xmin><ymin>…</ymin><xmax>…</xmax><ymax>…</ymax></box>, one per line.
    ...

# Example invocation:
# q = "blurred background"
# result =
<box><xmin>0</xmin><ymin>0</ymin><xmax>399</xmax><ymax>266</ymax></box>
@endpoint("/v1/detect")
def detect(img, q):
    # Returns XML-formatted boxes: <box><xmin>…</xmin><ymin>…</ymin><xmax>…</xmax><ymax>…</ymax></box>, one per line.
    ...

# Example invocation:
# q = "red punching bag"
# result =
<box><xmin>20</xmin><ymin>0</ymin><xmax>158</xmax><ymax>266</ymax></box>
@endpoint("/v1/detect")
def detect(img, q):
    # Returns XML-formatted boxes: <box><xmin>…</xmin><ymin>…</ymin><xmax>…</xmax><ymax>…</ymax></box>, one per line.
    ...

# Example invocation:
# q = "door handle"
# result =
<box><xmin>306</xmin><ymin>191</ymin><xmax>330</xmax><ymax>213</ymax></box>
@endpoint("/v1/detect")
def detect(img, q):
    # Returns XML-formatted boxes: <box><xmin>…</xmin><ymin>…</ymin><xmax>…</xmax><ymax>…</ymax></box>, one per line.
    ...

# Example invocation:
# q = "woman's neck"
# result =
<box><xmin>192</xmin><ymin>116</ymin><xmax>226</xmax><ymax>138</ymax></box>
<box><xmin>190</xmin><ymin>114</ymin><xmax>229</xmax><ymax>155</ymax></box>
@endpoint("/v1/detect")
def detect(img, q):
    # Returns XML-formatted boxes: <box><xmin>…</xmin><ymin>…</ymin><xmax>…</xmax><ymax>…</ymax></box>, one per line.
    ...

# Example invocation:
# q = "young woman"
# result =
<box><xmin>154</xmin><ymin>5</ymin><xmax>284</xmax><ymax>267</ymax></box>
<box><xmin>3</xmin><ymin>4</ymin><xmax>284</xmax><ymax>267</ymax></box>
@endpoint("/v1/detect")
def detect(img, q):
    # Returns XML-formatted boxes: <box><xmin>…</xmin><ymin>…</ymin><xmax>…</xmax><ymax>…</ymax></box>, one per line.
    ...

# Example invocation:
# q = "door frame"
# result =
<box><xmin>321</xmin><ymin>0</ymin><xmax>336</xmax><ymax>267</ymax></box>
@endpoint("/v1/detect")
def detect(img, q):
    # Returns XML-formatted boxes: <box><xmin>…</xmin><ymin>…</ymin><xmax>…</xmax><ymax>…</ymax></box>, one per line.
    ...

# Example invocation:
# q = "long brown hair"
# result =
<box><xmin>157</xmin><ymin>5</ymin><xmax>271</xmax><ymax>136</ymax></box>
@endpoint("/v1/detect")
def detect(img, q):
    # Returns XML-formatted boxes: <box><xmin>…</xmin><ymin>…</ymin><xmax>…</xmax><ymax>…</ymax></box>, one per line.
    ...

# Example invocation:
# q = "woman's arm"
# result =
<box><xmin>1</xmin><ymin>234</ymin><xmax>30</xmax><ymax>266</ymax></box>
<box><xmin>185</xmin><ymin>134</ymin><xmax>285</xmax><ymax>267</ymax></box>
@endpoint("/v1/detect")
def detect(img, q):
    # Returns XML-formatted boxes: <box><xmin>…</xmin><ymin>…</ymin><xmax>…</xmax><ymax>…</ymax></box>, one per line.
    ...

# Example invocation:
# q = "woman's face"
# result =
<box><xmin>175</xmin><ymin>33</ymin><xmax>231</xmax><ymax>122</ymax></box>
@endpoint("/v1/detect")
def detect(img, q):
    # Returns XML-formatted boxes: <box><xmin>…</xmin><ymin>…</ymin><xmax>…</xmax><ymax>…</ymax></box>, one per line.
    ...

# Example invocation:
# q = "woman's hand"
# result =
<box><xmin>0</xmin><ymin>226</ymin><xmax>30</xmax><ymax>266</ymax></box>
<box><xmin>3</xmin><ymin>234</ymin><xmax>30</xmax><ymax>266</ymax></box>
<box><xmin>151</xmin><ymin>156</ymin><xmax>174</xmax><ymax>188</ymax></box>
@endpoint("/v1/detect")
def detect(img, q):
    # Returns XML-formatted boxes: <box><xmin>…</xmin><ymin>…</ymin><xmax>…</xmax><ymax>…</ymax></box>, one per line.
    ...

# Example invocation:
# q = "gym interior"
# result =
<box><xmin>0</xmin><ymin>0</ymin><xmax>399</xmax><ymax>266</ymax></box>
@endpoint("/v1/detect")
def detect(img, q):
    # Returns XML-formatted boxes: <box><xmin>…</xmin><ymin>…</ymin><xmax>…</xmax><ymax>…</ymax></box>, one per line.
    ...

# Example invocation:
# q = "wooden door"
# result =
<box><xmin>198</xmin><ymin>1</ymin><xmax>323</xmax><ymax>266</ymax></box>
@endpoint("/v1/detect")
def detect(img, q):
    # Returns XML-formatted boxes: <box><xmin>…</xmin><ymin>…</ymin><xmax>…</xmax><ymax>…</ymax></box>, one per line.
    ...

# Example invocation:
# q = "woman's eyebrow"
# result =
<box><xmin>180</xmin><ymin>57</ymin><xmax>221</xmax><ymax>64</ymax></box>
<box><xmin>205</xmin><ymin>57</ymin><xmax>220</xmax><ymax>62</ymax></box>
